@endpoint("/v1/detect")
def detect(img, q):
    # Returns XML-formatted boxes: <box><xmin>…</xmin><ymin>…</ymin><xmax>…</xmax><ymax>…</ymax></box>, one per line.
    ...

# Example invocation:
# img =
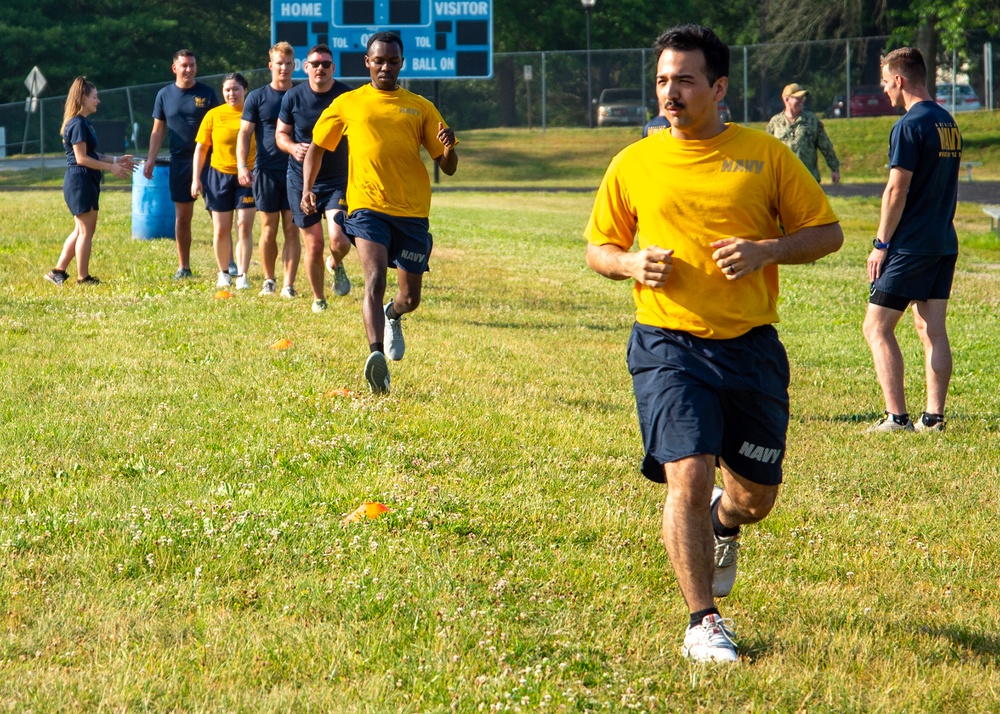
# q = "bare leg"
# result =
<box><xmin>325</xmin><ymin>208</ymin><xmax>351</xmax><ymax>267</ymax></box>
<box><xmin>280</xmin><ymin>209</ymin><xmax>300</xmax><ymax>288</ymax></box>
<box><xmin>212</xmin><ymin>210</ymin><xmax>235</xmax><ymax>273</ymax></box>
<box><xmin>300</xmin><ymin>223</ymin><xmax>325</xmax><ymax>301</ymax></box>
<box><xmin>354</xmin><ymin>238</ymin><xmax>389</xmax><ymax>345</ymax></box>
<box><xmin>912</xmin><ymin>299</ymin><xmax>952</xmax><ymax>415</ymax></box>
<box><xmin>235</xmin><ymin>207</ymin><xmax>256</xmax><ymax>276</ymax></box>
<box><xmin>175</xmin><ymin>202</ymin><xmax>195</xmax><ymax>270</ymax></box>
<box><xmin>390</xmin><ymin>267</ymin><xmax>423</xmax><ymax>316</ymax></box>
<box><xmin>259</xmin><ymin>212</ymin><xmax>279</xmax><ymax>281</ymax></box>
<box><xmin>863</xmin><ymin>303</ymin><xmax>908</xmax><ymax>415</ymax></box>
<box><xmin>662</xmin><ymin>455</ymin><xmax>717</xmax><ymax>614</ymax></box>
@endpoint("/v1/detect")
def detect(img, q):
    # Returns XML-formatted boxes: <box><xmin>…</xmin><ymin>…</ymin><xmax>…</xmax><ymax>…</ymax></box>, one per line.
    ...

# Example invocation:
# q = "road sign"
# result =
<box><xmin>272</xmin><ymin>0</ymin><xmax>492</xmax><ymax>80</ymax></box>
<box><xmin>24</xmin><ymin>66</ymin><xmax>47</xmax><ymax>97</ymax></box>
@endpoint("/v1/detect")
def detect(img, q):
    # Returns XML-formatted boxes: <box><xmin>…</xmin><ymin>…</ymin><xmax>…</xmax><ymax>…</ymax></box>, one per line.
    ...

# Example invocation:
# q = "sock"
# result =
<box><xmin>711</xmin><ymin>495</ymin><xmax>741</xmax><ymax>539</ymax></box>
<box><xmin>385</xmin><ymin>303</ymin><xmax>401</xmax><ymax>321</ymax></box>
<box><xmin>890</xmin><ymin>412</ymin><xmax>910</xmax><ymax>425</ymax></box>
<box><xmin>370</xmin><ymin>342</ymin><xmax>384</xmax><ymax>354</ymax></box>
<box><xmin>921</xmin><ymin>412</ymin><xmax>944</xmax><ymax>426</ymax></box>
<box><xmin>690</xmin><ymin>607</ymin><xmax>720</xmax><ymax>628</ymax></box>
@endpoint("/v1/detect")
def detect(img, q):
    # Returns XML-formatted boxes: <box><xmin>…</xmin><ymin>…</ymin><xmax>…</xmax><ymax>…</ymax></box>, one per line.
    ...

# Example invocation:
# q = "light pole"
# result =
<box><xmin>582</xmin><ymin>0</ymin><xmax>595</xmax><ymax>128</ymax></box>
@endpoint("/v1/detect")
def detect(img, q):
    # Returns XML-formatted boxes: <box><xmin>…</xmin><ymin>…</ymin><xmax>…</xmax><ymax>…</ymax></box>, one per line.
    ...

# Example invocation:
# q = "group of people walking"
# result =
<box><xmin>44</xmin><ymin>32</ymin><xmax>459</xmax><ymax>395</ymax></box>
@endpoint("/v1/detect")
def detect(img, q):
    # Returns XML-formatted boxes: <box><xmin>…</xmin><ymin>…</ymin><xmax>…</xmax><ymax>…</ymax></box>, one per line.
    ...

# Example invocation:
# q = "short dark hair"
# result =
<box><xmin>653</xmin><ymin>24</ymin><xmax>729</xmax><ymax>86</ymax></box>
<box><xmin>367</xmin><ymin>31</ymin><xmax>403</xmax><ymax>55</ymax></box>
<box><xmin>173</xmin><ymin>49</ymin><xmax>195</xmax><ymax>62</ymax></box>
<box><xmin>222</xmin><ymin>72</ymin><xmax>248</xmax><ymax>90</ymax></box>
<box><xmin>882</xmin><ymin>47</ymin><xmax>927</xmax><ymax>87</ymax></box>
<box><xmin>307</xmin><ymin>44</ymin><xmax>333</xmax><ymax>58</ymax></box>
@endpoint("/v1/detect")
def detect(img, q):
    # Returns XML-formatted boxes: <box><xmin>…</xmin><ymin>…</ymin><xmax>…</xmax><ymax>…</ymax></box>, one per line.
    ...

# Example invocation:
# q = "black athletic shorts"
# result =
<box><xmin>627</xmin><ymin>323</ymin><xmax>789</xmax><ymax>486</ymax></box>
<box><xmin>870</xmin><ymin>252</ymin><xmax>957</xmax><ymax>311</ymax></box>
<box><xmin>253</xmin><ymin>167</ymin><xmax>290</xmax><ymax>214</ymax></box>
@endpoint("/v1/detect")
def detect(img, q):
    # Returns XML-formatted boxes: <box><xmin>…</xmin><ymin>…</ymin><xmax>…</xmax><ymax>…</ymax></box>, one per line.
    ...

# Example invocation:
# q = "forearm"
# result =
<box><xmin>437</xmin><ymin>148</ymin><xmax>458</xmax><ymax>176</ymax></box>
<box><xmin>146</xmin><ymin>128</ymin><xmax>165</xmax><ymax>161</ymax></box>
<box><xmin>301</xmin><ymin>143</ymin><xmax>324</xmax><ymax>192</ymax></box>
<box><xmin>760</xmin><ymin>223</ymin><xmax>844</xmax><ymax>265</ymax></box>
<box><xmin>237</xmin><ymin>123</ymin><xmax>252</xmax><ymax>167</ymax></box>
<box><xmin>586</xmin><ymin>242</ymin><xmax>636</xmax><ymax>281</ymax></box>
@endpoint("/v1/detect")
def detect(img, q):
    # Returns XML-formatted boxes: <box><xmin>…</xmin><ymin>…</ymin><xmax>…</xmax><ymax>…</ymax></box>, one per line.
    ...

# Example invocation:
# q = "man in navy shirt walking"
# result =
<box><xmin>864</xmin><ymin>47</ymin><xmax>961</xmax><ymax>433</ymax></box>
<box><xmin>238</xmin><ymin>42</ymin><xmax>298</xmax><ymax>297</ymax></box>
<box><xmin>145</xmin><ymin>49</ymin><xmax>219</xmax><ymax>279</ymax></box>
<box><xmin>275</xmin><ymin>43</ymin><xmax>353</xmax><ymax>313</ymax></box>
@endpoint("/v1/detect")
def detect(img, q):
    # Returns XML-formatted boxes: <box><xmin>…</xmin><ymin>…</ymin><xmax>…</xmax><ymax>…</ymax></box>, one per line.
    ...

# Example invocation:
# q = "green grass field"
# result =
<box><xmin>2</xmin><ymin>142</ymin><xmax>1000</xmax><ymax>711</ymax></box>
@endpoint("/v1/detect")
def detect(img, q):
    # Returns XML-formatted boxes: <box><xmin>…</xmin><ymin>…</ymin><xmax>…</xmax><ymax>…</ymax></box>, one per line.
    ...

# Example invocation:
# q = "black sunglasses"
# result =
<box><xmin>308</xmin><ymin>60</ymin><xmax>333</xmax><ymax>68</ymax></box>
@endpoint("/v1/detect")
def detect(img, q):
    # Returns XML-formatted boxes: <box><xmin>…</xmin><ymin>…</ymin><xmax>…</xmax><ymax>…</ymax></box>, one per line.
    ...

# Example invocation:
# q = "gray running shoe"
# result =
<box><xmin>867</xmin><ymin>413</ymin><xmax>914</xmax><ymax>433</ymax></box>
<box><xmin>312</xmin><ymin>298</ymin><xmax>328</xmax><ymax>313</ymax></box>
<box><xmin>44</xmin><ymin>270</ymin><xmax>68</xmax><ymax>286</ymax></box>
<box><xmin>711</xmin><ymin>486</ymin><xmax>740</xmax><ymax>598</ymax></box>
<box><xmin>328</xmin><ymin>258</ymin><xmax>351</xmax><ymax>296</ymax></box>
<box><xmin>173</xmin><ymin>267</ymin><xmax>193</xmax><ymax>280</ymax></box>
<box><xmin>384</xmin><ymin>302</ymin><xmax>405</xmax><ymax>360</ymax></box>
<box><xmin>228</xmin><ymin>260</ymin><xmax>238</xmax><ymax>277</ymax></box>
<box><xmin>259</xmin><ymin>279</ymin><xmax>276</xmax><ymax>296</ymax></box>
<box><xmin>364</xmin><ymin>351</ymin><xmax>391</xmax><ymax>394</ymax></box>
<box><xmin>682</xmin><ymin>614</ymin><xmax>738</xmax><ymax>663</ymax></box>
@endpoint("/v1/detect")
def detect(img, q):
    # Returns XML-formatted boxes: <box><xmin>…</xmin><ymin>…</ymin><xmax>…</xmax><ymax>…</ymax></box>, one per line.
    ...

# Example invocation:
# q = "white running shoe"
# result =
<box><xmin>384</xmin><ymin>302</ymin><xmax>405</xmax><ymax>361</ymax></box>
<box><xmin>312</xmin><ymin>298</ymin><xmax>328</xmax><ymax>313</ymax></box>
<box><xmin>682</xmin><ymin>614</ymin><xmax>738</xmax><ymax>663</ymax></box>
<box><xmin>235</xmin><ymin>274</ymin><xmax>250</xmax><ymax>290</ymax></box>
<box><xmin>259</xmin><ymin>279</ymin><xmax>276</xmax><ymax>296</ymax></box>
<box><xmin>280</xmin><ymin>285</ymin><xmax>297</xmax><ymax>299</ymax></box>
<box><xmin>364</xmin><ymin>351</ymin><xmax>390</xmax><ymax>394</ymax></box>
<box><xmin>216</xmin><ymin>272</ymin><xmax>232</xmax><ymax>288</ymax></box>
<box><xmin>712</xmin><ymin>486</ymin><xmax>740</xmax><ymax>598</ymax></box>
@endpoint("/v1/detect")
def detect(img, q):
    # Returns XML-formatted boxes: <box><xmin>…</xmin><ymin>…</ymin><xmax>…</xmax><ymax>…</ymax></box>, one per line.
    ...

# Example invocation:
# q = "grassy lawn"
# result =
<box><xmin>2</xmin><ymin>162</ymin><xmax>1000</xmax><ymax>709</ymax></box>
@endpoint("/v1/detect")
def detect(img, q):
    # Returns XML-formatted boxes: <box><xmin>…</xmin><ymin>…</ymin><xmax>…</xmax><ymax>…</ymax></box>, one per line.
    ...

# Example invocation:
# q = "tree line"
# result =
<box><xmin>1</xmin><ymin>0</ymin><xmax>996</xmax><ymax>105</ymax></box>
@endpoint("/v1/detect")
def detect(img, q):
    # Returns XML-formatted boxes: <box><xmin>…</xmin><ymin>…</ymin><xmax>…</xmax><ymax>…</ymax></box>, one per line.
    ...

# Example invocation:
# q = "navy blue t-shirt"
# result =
<box><xmin>242</xmin><ymin>84</ymin><xmax>288</xmax><ymax>173</ymax></box>
<box><xmin>279</xmin><ymin>80</ymin><xmax>351</xmax><ymax>189</ymax></box>
<box><xmin>64</xmin><ymin>115</ymin><xmax>100</xmax><ymax>168</ymax></box>
<box><xmin>642</xmin><ymin>115</ymin><xmax>670</xmax><ymax>138</ymax></box>
<box><xmin>152</xmin><ymin>81</ymin><xmax>219</xmax><ymax>158</ymax></box>
<box><xmin>887</xmin><ymin>101</ymin><xmax>961</xmax><ymax>255</ymax></box>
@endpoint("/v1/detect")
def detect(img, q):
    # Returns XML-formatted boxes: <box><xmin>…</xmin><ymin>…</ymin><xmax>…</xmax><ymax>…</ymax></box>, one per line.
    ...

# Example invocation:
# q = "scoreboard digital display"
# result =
<box><xmin>272</xmin><ymin>0</ymin><xmax>493</xmax><ymax>80</ymax></box>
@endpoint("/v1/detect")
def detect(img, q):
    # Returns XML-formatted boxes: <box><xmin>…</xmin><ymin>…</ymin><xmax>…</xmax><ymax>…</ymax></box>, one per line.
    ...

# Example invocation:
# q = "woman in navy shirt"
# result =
<box><xmin>44</xmin><ymin>77</ymin><xmax>134</xmax><ymax>286</ymax></box>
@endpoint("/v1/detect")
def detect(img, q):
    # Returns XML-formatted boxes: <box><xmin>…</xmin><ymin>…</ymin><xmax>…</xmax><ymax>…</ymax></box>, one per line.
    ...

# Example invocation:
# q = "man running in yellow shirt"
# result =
<box><xmin>303</xmin><ymin>31</ymin><xmax>458</xmax><ymax>394</ymax></box>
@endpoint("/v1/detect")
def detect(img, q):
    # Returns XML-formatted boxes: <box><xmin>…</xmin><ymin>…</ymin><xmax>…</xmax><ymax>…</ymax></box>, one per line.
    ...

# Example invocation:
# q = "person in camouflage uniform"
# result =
<box><xmin>767</xmin><ymin>83</ymin><xmax>841</xmax><ymax>184</ymax></box>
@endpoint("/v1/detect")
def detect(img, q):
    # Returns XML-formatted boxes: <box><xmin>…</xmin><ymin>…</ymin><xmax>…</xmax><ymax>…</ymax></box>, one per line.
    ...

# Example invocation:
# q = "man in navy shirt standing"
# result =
<box><xmin>238</xmin><ymin>42</ymin><xmax>298</xmax><ymax>297</ymax></box>
<box><xmin>275</xmin><ymin>44</ymin><xmax>353</xmax><ymax>314</ymax></box>
<box><xmin>864</xmin><ymin>47</ymin><xmax>962</xmax><ymax>433</ymax></box>
<box><xmin>145</xmin><ymin>49</ymin><xmax>219</xmax><ymax>279</ymax></box>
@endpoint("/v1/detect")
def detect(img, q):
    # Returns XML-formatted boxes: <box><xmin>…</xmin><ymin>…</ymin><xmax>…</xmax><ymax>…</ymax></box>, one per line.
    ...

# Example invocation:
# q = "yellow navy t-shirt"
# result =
<box><xmin>312</xmin><ymin>83</ymin><xmax>457</xmax><ymax>218</ymax></box>
<box><xmin>195</xmin><ymin>104</ymin><xmax>255</xmax><ymax>174</ymax></box>
<box><xmin>586</xmin><ymin>124</ymin><xmax>838</xmax><ymax>339</ymax></box>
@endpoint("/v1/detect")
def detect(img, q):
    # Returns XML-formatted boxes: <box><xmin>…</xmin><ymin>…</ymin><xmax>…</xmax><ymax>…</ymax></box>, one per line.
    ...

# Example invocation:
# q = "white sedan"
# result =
<box><xmin>936</xmin><ymin>83</ymin><xmax>982</xmax><ymax>112</ymax></box>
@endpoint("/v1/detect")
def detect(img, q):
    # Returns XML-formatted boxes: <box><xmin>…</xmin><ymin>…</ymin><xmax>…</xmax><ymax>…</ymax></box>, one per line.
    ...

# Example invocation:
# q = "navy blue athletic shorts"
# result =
<box><xmin>253</xmin><ymin>167</ymin><xmax>290</xmax><ymax>214</ymax></box>
<box><xmin>288</xmin><ymin>182</ymin><xmax>347</xmax><ymax>228</ymax></box>
<box><xmin>627</xmin><ymin>323</ymin><xmax>789</xmax><ymax>486</ymax></box>
<box><xmin>168</xmin><ymin>156</ymin><xmax>210</xmax><ymax>204</ymax></box>
<box><xmin>870</xmin><ymin>252</ymin><xmax>957</xmax><ymax>311</ymax></box>
<box><xmin>63</xmin><ymin>166</ymin><xmax>101</xmax><ymax>215</ymax></box>
<box><xmin>204</xmin><ymin>167</ymin><xmax>254</xmax><ymax>212</ymax></box>
<box><xmin>335</xmin><ymin>209</ymin><xmax>432</xmax><ymax>274</ymax></box>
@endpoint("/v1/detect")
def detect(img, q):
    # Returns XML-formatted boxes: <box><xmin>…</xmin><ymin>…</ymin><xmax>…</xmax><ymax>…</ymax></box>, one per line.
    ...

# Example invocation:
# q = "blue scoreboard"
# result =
<box><xmin>272</xmin><ymin>0</ymin><xmax>493</xmax><ymax>80</ymax></box>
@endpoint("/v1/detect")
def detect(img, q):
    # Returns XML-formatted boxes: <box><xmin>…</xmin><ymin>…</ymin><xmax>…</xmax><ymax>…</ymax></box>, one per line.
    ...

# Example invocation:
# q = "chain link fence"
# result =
<box><xmin>1</xmin><ymin>35</ymin><xmax>996</xmax><ymax>173</ymax></box>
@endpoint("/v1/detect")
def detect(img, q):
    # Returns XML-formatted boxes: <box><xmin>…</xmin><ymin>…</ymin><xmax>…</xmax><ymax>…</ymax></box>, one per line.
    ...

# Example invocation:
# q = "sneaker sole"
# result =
<box><xmin>364</xmin><ymin>352</ymin><xmax>390</xmax><ymax>394</ymax></box>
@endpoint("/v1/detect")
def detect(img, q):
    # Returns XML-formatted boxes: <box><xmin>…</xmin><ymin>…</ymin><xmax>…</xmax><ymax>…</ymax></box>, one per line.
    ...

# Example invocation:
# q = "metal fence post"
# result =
<box><xmin>541</xmin><ymin>52</ymin><xmax>547</xmax><ymax>133</ymax></box>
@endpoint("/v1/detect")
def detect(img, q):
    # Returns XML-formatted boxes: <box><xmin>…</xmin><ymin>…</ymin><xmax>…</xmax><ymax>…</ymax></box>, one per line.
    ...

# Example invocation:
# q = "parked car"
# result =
<box><xmin>848</xmin><ymin>85</ymin><xmax>898</xmax><ymax>117</ymax></box>
<box><xmin>596</xmin><ymin>89</ymin><xmax>648</xmax><ymax>127</ymax></box>
<box><xmin>935</xmin><ymin>83</ymin><xmax>981</xmax><ymax>112</ymax></box>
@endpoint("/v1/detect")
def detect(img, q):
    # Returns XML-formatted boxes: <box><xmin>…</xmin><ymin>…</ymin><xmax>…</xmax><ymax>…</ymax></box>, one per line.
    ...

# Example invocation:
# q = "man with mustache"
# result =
<box><xmin>585</xmin><ymin>24</ymin><xmax>843</xmax><ymax>663</ymax></box>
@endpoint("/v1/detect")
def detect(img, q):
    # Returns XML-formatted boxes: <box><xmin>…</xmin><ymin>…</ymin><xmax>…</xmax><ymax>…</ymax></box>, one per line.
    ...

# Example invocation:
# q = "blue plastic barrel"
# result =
<box><xmin>132</xmin><ymin>158</ymin><xmax>175</xmax><ymax>240</ymax></box>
